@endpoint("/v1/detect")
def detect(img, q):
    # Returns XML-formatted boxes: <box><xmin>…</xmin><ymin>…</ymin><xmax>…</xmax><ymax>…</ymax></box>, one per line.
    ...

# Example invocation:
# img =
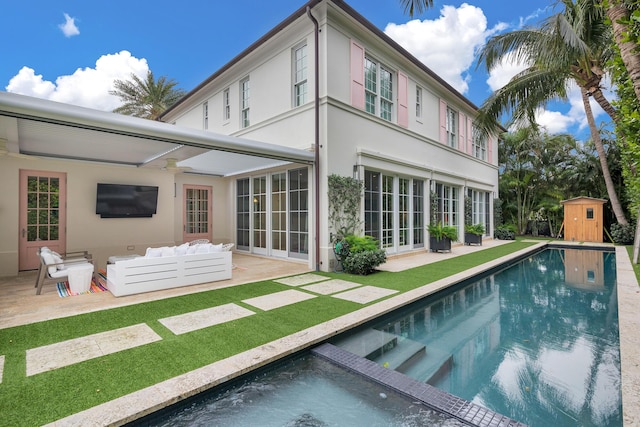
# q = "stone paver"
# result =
<box><xmin>0</xmin><ymin>355</ymin><xmax>4</xmax><ymax>383</ymax></box>
<box><xmin>242</xmin><ymin>289</ymin><xmax>316</xmax><ymax>311</ymax></box>
<box><xmin>26</xmin><ymin>323</ymin><xmax>162</xmax><ymax>376</ymax></box>
<box><xmin>302</xmin><ymin>279</ymin><xmax>361</xmax><ymax>295</ymax></box>
<box><xmin>274</xmin><ymin>273</ymin><xmax>329</xmax><ymax>286</ymax></box>
<box><xmin>332</xmin><ymin>286</ymin><xmax>398</xmax><ymax>304</ymax></box>
<box><xmin>158</xmin><ymin>303</ymin><xmax>256</xmax><ymax>335</ymax></box>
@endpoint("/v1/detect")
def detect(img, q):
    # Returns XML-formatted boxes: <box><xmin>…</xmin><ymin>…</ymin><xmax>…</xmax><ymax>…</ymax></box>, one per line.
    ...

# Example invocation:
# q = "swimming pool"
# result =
<box><xmin>333</xmin><ymin>247</ymin><xmax>621</xmax><ymax>426</ymax></box>
<box><xmin>135</xmin><ymin>247</ymin><xmax>621</xmax><ymax>426</ymax></box>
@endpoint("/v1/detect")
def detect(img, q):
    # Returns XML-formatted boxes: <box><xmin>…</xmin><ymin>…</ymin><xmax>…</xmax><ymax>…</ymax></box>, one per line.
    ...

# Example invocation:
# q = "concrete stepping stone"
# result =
<box><xmin>158</xmin><ymin>303</ymin><xmax>255</xmax><ymax>335</ymax></box>
<box><xmin>332</xmin><ymin>286</ymin><xmax>398</xmax><ymax>304</ymax></box>
<box><xmin>26</xmin><ymin>323</ymin><xmax>162</xmax><ymax>376</ymax></box>
<box><xmin>274</xmin><ymin>273</ymin><xmax>329</xmax><ymax>286</ymax></box>
<box><xmin>0</xmin><ymin>355</ymin><xmax>4</xmax><ymax>383</ymax></box>
<box><xmin>242</xmin><ymin>289</ymin><xmax>316</xmax><ymax>311</ymax></box>
<box><xmin>301</xmin><ymin>279</ymin><xmax>361</xmax><ymax>295</ymax></box>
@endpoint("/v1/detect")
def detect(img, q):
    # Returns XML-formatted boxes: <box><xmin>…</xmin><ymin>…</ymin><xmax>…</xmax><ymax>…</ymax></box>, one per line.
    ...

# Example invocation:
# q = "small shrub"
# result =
<box><xmin>495</xmin><ymin>224</ymin><xmax>516</xmax><ymax>240</ymax></box>
<box><xmin>465</xmin><ymin>223</ymin><xmax>485</xmax><ymax>235</ymax></box>
<box><xmin>611</xmin><ymin>223</ymin><xmax>635</xmax><ymax>244</ymax></box>
<box><xmin>342</xmin><ymin>249</ymin><xmax>387</xmax><ymax>275</ymax></box>
<box><xmin>344</xmin><ymin>234</ymin><xmax>379</xmax><ymax>253</ymax></box>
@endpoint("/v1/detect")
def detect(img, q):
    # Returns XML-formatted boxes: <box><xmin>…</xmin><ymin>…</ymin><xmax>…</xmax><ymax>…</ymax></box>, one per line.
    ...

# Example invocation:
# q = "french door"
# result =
<box><xmin>19</xmin><ymin>170</ymin><xmax>67</xmax><ymax>271</ymax></box>
<box><xmin>183</xmin><ymin>185</ymin><xmax>212</xmax><ymax>243</ymax></box>
<box><xmin>236</xmin><ymin>168</ymin><xmax>308</xmax><ymax>259</ymax></box>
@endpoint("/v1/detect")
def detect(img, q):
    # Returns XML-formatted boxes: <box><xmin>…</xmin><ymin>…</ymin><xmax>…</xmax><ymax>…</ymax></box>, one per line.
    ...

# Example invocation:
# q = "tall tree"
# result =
<box><xmin>110</xmin><ymin>71</ymin><xmax>186</xmax><ymax>120</ymax></box>
<box><xmin>474</xmin><ymin>0</ymin><xmax>629</xmax><ymax>225</ymax></box>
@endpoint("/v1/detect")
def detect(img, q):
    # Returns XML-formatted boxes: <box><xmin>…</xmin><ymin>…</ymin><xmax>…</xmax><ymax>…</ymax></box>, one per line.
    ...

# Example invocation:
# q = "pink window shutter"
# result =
<box><xmin>439</xmin><ymin>99</ymin><xmax>447</xmax><ymax>144</ymax></box>
<box><xmin>458</xmin><ymin>113</ymin><xmax>466</xmax><ymax>150</ymax></box>
<box><xmin>350</xmin><ymin>40</ymin><xmax>365</xmax><ymax>109</ymax></box>
<box><xmin>397</xmin><ymin>71</ymin><xmax>408</xmax><ymax>128</ymax></box>
<box><xmin>467</xmin><ymin>119</ymin><xmax>473</xmax><ymax>155</ymax></box>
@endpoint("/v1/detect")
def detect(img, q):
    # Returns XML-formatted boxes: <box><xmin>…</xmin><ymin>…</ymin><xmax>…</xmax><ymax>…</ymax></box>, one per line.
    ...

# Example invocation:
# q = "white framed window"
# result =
<box><xmin>472</xmin><ymin>126</ymin><xmax>487</xmax><ymax>160</ymax></box>
<box><xmin>364</xmin><ymin>56</ymin><xmax>394</xmax><ymax>121</ymax></box>
<box><xmin>203</xmin><ymin>102</ymin><xmax>208</xmax><ymax>130</ymax></box>
<box><xmin>446</xmin><ymin>106</ymin><xmax>457</xmax><ymax>148</ymax></box>
<box><xmin>293</xmin><ymin>44</ymin><xmax>308</xmax><ymax>107</ymax></box>
<box><xmin>416</xmin><ymin>86</ymin><xmax>423</xmax><ymax>120</ymax></box>
<box><xmin>223</xmin><ymin>88</ymin><xmax>230</xmax><ymax>122</ymax></box>
<box><xmin>240</xmin><ymin>77</ymin><xmax>250</xmax><ymax>128</ymax></box>
<box><xmin>468</xmin><ymin>188</ymin><xmax>490</xmax><ymax>235</ymax></box>
<box><xmin>433</xmin><ymin>183</ymin><xmax>459</xmax><ymax>227</ymax></box>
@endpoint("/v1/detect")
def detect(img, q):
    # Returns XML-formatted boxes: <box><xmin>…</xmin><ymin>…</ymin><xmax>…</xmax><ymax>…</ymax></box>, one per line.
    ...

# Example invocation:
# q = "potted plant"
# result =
<box><xmin>464</xmin><ymin>223</ymin><xmax>485</xmax><ymax>245</ymax></box>
<box><xmin>428</xmin><ymin>222</ymin><xmax>458</xmax><ymax>252</ymax></box>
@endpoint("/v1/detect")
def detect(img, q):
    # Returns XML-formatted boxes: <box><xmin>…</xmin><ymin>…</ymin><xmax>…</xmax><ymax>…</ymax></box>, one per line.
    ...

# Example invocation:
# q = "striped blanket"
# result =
<box><xmin>56</xmin><ymin>269</ymin><xmax>109</xmax><ymax>297</ymax></box>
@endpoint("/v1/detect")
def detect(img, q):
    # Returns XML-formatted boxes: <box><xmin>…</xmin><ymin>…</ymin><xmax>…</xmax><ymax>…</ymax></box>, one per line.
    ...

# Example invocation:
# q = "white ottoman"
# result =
<box><xmin>67</xmin><ymin>263</ymin><xmax>94</xmax><ymax>294</ymax></box>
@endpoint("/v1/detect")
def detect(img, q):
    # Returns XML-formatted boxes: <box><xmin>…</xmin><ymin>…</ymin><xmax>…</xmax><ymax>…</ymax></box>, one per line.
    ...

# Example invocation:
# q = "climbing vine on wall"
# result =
<box><xmin>328</xmin><ymin>174</ymin><xmax>363</xmax><ymax>240</ymax></box>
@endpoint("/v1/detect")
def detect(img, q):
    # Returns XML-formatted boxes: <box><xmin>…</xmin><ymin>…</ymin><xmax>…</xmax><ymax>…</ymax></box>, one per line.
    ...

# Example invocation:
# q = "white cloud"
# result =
<box><xmin>486</xmin><ymin>55</ymin><xmax>528</xmax><ymax>92</ymax></box>
<box><xmin>5</xmin><ymin>51</ymin><xmax>149</xmax><ymax>111</ymax></box>
<box><xmin>384</xmin><ymin>3</ymin><xmax>506</xmax><ymax>94</ymax></box>
<box><xmin>59</xmin><ymin>13</ymin><xmax>80</xmax><ymax>37</ymax></box>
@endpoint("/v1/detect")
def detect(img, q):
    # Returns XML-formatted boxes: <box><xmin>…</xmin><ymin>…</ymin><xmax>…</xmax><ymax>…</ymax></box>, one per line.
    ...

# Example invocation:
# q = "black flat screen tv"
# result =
<box><xmin>96</xmin><ymin>183</ymin><xmax>159</xmax><ymax>218</ymax></box>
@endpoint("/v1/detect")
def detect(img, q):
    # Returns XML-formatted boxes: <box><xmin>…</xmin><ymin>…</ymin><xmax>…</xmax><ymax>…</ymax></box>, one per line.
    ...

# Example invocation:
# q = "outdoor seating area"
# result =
<box><xmin>35</xmin><ymin>247</ymin><xmax>96</xmax><ymax>295</ymax></box>
<box><xmin>106</xmin><ymin>242</ymin><xmax>235</xmax><ymax>297</ymax></box>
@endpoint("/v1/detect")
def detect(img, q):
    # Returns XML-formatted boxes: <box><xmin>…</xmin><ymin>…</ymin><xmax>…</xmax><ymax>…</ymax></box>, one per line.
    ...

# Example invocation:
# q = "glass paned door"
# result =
<box><xmin>183</xmin><ymin>185</ymin><xmax>211</xmax><ymax>243</ymax></box>
<box><xmin>253</xmin><ymin>176</ymin><xmax>267</xmax><ymax>254</ymax></box>
<box><xmin>271</xmin><ymin>173</ymin><xmax>287</xmax><ymax>257</ymax></box>
<box><xmin>289</xmin><ymin>168</ymin><xmax>309</xmax><ymax>259</ymax></box>
<box><xmin>236</xmin><ymin>178</ymin><xmax>250</xmax><ymax>250</ymax></box>
<box><xmin>413</xmin><ymin>180</ymin><xmax>424</xmax><ymax>248</ymax></box>
<box><xmin>19</xmin><ymin>170</ymin><xmax>66</xmax><ymax>271</ymax></box>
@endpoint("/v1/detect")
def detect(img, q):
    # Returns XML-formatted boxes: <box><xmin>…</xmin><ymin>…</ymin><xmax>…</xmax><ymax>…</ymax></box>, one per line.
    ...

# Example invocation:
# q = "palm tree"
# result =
<box><xmin>397</xmin><ymin>0</ymin><xmax>433</xmax><ymax>17</ymax></box>
<box><xmin>474</xmin><ymin>0</ymin><xmax>629</xmax><ymax>225</ymax></box>
<box><xmin>110</xmin><ymin>71</ymin><xmax>186</xmax><ymax>120</ymax></box>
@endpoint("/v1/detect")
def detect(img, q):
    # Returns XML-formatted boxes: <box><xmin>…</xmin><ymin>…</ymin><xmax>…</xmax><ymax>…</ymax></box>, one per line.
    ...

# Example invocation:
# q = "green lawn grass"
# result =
<box><xmin>0</xmin><ymin>241</ymin><xmax>538</xmax><ymax>426</ymax></box>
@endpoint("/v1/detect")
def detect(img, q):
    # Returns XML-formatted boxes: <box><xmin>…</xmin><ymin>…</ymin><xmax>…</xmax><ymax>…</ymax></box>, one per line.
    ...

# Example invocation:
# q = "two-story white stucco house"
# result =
<box><xmin>160</xmin><ymin>0</ymin><xmax>498</xmax><ymax>271</ymax></box>
<box><xmin>0</xmin><ymin>0</ymin><xmax>497</xmax><ymax>278</ymax></box>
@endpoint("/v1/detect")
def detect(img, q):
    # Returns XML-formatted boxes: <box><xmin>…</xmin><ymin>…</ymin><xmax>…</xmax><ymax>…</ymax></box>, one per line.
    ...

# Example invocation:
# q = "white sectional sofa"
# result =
<box><xmin>106</xmin><ymin>243</ymin><xmax>232</xmax><ymax>297</ymax></box>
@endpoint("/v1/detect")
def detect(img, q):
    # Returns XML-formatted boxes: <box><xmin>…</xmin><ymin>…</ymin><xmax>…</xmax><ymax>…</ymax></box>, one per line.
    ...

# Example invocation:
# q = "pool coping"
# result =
<box><xmin>45</xmin><ymin>242</ymin><xmax>639</xmax><ymax>426</ymax></box>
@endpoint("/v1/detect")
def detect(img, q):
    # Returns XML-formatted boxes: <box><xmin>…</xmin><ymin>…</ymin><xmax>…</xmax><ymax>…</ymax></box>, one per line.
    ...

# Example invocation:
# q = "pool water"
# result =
<box><xmin>145</xmin><ymin>356</ymin><xmax>466</xmax><ymax>426</ymax></box>
<box><xmin>350</xmin><ymin>248</ymin><xmax>621</xmax><ymax>426</ymax></box>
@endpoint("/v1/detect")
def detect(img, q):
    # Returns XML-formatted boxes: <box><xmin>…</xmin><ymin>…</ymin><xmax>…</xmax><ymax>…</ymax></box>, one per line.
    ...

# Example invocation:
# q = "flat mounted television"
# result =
<box><xmin>96</xmin><ymin>183</ymin><xmax>159</xmax><ymax>218</ymax></box>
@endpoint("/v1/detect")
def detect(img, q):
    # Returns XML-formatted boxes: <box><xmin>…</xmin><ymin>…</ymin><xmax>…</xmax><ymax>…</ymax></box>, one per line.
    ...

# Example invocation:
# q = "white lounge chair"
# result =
<box><xmin>35</xmin><ymin>247</ymin><xmax>96</xmax><ymax>295</ymax></box>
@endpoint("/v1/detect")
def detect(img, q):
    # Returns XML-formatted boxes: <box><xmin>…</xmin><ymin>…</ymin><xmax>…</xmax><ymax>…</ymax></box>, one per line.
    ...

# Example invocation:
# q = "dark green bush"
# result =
<box><xmin>611</xmin><ymin>223</ymin><xmax>635</xmax><ymax>244</ymax></box>
<box><xmin>494</xmin><ymin>224</ymin><xmax>516</xmax><ymax>240</ymax></box>
<box><xmin>342</xmin><ymin>249</ymin><xmax>387</xmax><ymax>275</ymax></box>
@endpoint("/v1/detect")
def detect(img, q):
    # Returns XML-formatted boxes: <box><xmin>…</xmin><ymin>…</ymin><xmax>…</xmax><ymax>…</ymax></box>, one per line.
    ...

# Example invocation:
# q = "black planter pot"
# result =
<box><xmin>464</xmin><ymin>233</ymin><xmax>482</xmax><ymax>246</ymax></box>
<box><xmin>429</xmin><ymin>236</ymin><xmax>452</xmax><ymax>252</ymax></box>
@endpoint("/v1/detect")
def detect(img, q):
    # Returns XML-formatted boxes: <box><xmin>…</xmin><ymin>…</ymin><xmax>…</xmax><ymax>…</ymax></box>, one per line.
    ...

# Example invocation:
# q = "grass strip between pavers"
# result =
<box><xmin>0</xmin><ymin>241</ymin><xmax>537</xmax><ymax>426</ymax></box>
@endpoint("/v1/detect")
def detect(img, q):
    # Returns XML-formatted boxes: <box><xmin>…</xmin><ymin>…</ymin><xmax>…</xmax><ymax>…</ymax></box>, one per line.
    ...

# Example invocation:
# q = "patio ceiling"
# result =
<box><xmin>0</xmin><ymin>92</ymin><xmax>314</xmax><ymax>176</ymax></box>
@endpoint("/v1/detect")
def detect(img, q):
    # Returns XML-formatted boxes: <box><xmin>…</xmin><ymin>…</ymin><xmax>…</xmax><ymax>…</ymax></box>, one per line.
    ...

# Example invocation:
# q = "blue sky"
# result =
<box><xmin>1</xmin><ymin>0</ymin><xmax>607</xmax><ymax>137</ymax></box>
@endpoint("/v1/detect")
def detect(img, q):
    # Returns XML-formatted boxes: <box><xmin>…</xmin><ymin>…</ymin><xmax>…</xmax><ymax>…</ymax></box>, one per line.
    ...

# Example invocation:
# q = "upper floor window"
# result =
<box><xmin>416</xmin><ymin>86</ymin><xmax>423</xmax><ymax>120</ymax></box>
<box><xmin>446</xmin><ymin>106</ymin><xmax>457</xmax><ymax>148</ymax></box>
<box><xmin>240</xmin><ymin>77</ymin><xmax>250</xmax><ymax>128</ymax></box>
<box><xmin>293</xmin><ymin>44</ymin><xmax>308</xmax><ymax>107</ymax></box>
<box><xmin>203</xmin><ymin>102</ymin><xmax>208</xmax><ymax>130</ymax></box>
<box><xmin>364</xmin><ymin>56</ymin><xmax>394</xmax><ymax>121</ymax></box>
<box><xmin>223</xmin><ymin>88</ymin><xmax>230</xmax><ymax>121</ymax></box>
<box><xmin>472</xmin><ymin>126</ymin><xmax>487</xmax><ymax>160</ymax></box>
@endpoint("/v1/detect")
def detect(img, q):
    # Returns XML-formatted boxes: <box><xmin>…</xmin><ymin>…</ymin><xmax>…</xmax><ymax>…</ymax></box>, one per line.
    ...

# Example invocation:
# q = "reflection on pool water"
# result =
<box><xmin>346</xmin><ymin>248</ymin><xmax>620</xmax><ymax>426</ymax></box>
<box><xmin>147</xmin><ymin>356</ymin><xmax>465</xmax><ymax>426</ymax></box>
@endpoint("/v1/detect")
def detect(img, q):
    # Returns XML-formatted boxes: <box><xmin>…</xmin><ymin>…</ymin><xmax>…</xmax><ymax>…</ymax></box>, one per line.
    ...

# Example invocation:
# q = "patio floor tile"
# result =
<box><xmin>331</xmin><ymin>286</ymin><xmax>399</xmax><ymax>304</ymax></box>
<box><xmin>158</xmin><ymin>303</ymin><xmax>256</xmax><ymax>335</ymax></box>
<box><xmin>274</xmin><ymin>273</ymin><xmax>329</xmax><ymax>286</ymax></box>
<box><xmin>26</xmin><ymin>323</ymin><xmax>162</xmax><ymax>376</ymax></box>
<box><xmin>242</xmin><ymin>289</ymin><xmax>316</xmax><ymax>311</ymax></box>
<box><xmin>301</xmin><ymin>279</ymin><xmax>362</xmax><ymax>295</ymax></box>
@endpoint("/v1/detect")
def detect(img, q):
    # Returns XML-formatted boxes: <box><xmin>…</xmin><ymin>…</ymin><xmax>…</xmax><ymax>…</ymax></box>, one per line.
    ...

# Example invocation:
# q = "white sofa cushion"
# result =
<box><xmin>161</xmin><ymin>246</ymin><xmax>176</xmax><ymax>257</ymax></box>
<box><xmin>175</xmin><ymin>243</ymin><xmax>189</xmax><ymax>256</ymax></box>
<box><xmin>40</xmin><ymin>250</ymin><xmax>58</xmax><ymax>275</ymax></box>
<box><xmin>210</xmin><ymin>243</ymin><xmax>224</xmax><ymax>252</ymax></box>
<box><xmin>145</xmin><ymin>247</ymin><xmax>162</xmax><ymax>258</ymax></box>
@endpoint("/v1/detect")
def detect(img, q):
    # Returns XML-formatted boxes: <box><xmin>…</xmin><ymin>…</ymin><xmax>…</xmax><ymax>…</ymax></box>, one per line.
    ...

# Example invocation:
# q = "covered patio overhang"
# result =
<box><xmin>0</xmin><ymin>92</ymin><xmax>315</xmax><ymax>176</ymax></box>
